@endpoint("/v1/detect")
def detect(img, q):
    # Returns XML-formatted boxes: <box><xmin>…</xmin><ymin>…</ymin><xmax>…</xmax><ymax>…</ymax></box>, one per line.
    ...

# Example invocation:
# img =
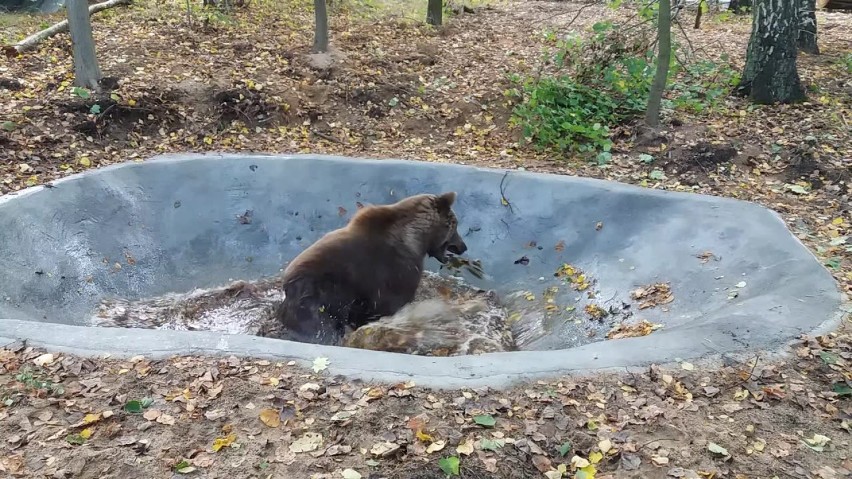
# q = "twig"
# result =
<box><xmin>311</xmin><ymin>129</ymin><xmax>344</xmax><ymax>144</ymax></box>
<box><xmin>499</xmin><ymin>171</ymin><xmax>514</xmax><ymax>214</ymax></box>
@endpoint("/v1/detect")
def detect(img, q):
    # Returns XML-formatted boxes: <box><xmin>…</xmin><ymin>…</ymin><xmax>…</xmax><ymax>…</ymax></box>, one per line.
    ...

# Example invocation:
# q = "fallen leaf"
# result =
<box><xmin>156</xmin><ymin>414</ymin><xmax>176</xmax><ymax>425</ymax></box>
<box><xmin>415</xmin><ymin>429</ymin><xmax>433</xmax><ymax>442</ymax></box>
<box><xmin>212</xmin><ymin>434</ymin><xmax>236</xmax><ymax>452</ymax></box>
<box><xmin>438</xmin><ymin>456</ymin><xmax>460</xmax><ymax>476</ymax></box>
<box><xmin>803</xmin><ymin>434</ymin><xmax>830</xmax><ymax>452</ymax></box>
<box><xmin>571</xmin><ymin>456</ymin><xmax>590</xmax><ymax>468</ymax></box>
<box><xmin>473</xmin><ymin>414</ymin><xmax>496</xmax><ymax>427</ymax></box>
<box><xmin>33</xmin><ymin>353</ymin><xmax>54</xmax><ymax>366</ymax></box>
<box><xmin>143</xmin><ymin>409</ymin><xmax>161</xmax><ymax>421</ymax></box>
<box><xmin>259</xmin><ymin>409</ymin><xmax>281</xmax><ymax>428</ymax></box>
<box><xmin>708</xmin><ymin>442</ymin><xmax>729</xmax><ymax>456</ymax></box>
<box><xmin>426</xmin><ymin>440</ymin><xmax>446</xmax><ymax>453</ymax></box>
<box><xmin>312</xmin><ymin>357</ymin><xmax>330</xmax><ymax>373</ymax></box>
<box><xmin>456</xmin><ymin>438</ymin><xmax>474</xmax><ymax>455</ymax></box>
<box><xmin>681</xmin><ymin>362</ymin><xmax>695</xmax><ymax>371</ymax></box>
<box><xmin>341</xmin><ymin>469</ymin><xmax>362</xmax><ymax>479</ymax></box>
<box><xmin>589</xmin><ymin>451</ymin><xmax>603</xmax><ymax>464</ymax></box>
<box><xmin>290</xmin><ymin>432</ymin><xmax>323</xmax><ymax>453</ymax></box>
<box><xmin>79</xmin><ymin>428</ymin><xmax>93</xmax><ymax>439</ymax></box>
<box><xmin>369</xmin><ymin>441</ymin><xmax>399</xmax><ymax>457</ymax></box>
<box><xmin>532</xmin><ymin>455</ymin><xmax>552</xmax><ymax>472</ymax></box>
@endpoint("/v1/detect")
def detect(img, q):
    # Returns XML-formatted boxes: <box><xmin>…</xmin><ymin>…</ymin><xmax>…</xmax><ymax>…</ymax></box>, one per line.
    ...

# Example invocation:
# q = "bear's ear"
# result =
<box><xmin>436</xmin><ymin>192</ymin><xmax>457</xmax><ymax>212</ymax></box>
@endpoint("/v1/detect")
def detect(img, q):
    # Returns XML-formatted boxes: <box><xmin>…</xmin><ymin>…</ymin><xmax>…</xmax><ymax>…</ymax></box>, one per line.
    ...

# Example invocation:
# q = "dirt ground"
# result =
<box><xmin>1</xmin><ymin>0</ymin><xmax>851</xmax><ymax>477</ymax></box>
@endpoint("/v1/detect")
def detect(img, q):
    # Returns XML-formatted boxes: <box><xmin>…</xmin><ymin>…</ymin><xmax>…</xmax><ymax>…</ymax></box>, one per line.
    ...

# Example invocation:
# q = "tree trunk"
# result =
<box><xmin>740</xmin><ymin>0</ymin><xmax>806</xmax><ymax>104</ymax></box>
<box><xmin>729</xmin><ymin>0</ymin><xmax>752</xmax><ymax>13</ymax></box>
<box><xmin>426</xmin><ymin>0</ymin><xmax>442</xmax><ymax>26</ymax></box>
<box><xmin>694</xmin><ymin>0</ymin><xmax>704</xmax><ymax>28</ymax></box>
<box><xmin>645</xmin><ymin>0</ymin><xmax>671</xmax><ymax>127</ymax></box>
<box><xmin>313</xmin><ymin>0</ymin><xmax>328</xmax><ymax>53</ymax></box>
<box><xmin>66</xmin><ymin>0</ymin><xmax>102</xmax><ymax>90</ymax></box>
<box><xmin>797</xmin><ymin>0</ymin><xmax>819</xmax><ymax>54</ymax></box>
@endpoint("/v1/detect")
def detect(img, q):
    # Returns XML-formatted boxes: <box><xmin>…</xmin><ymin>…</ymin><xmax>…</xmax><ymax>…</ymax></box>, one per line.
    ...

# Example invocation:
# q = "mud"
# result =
<box><xmin>91</xmin><ymin>272</ymin><xmax>514</xmax><ymax>357</ymax></box>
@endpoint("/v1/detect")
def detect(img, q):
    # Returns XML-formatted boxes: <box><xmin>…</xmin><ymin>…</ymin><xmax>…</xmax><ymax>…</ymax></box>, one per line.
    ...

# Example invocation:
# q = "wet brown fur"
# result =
<box><xmin>271</xmin><ymin>192</ymin><xmax>467</xmax><ymax>345</ymax></box>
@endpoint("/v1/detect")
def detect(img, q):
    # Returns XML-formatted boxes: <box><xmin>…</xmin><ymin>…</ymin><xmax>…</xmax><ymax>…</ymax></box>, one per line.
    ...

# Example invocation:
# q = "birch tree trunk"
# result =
<box><xmin>645</xmin><ymin>0</ymin><xmax>671</xmax><ymax>127</ymax></box>
<box><xmin>67</xmin><ymin>0</ymin><xmax>102</xmax><ymax>90</ymax></box>
<box><xmin>426</xmin><ymin>0</ymin><xmax>442</xmax><ymax>26</ymax></box>
<box><xmin>739</xmin><ymin>0</ymin><xmax>805</xmax><ymax>104</ymax></box>
<box><xmin>313</xmin><ymin>0</ymin><xmax>329</xmax><ymax>53</ymax></box>
<box><xmin>797</xmin><ymin>0</ymin><xmax>819</xmax><ymax>54</ymax></box>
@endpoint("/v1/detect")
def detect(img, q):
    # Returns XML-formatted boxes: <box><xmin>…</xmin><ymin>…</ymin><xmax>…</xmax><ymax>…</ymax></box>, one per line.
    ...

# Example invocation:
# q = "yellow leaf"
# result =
<box><xmin>83</xmin><ymin>413</ymin><xmax>101</xmax><ymax>425</ymax></box>
<box><xmin>578</xmin><ymin>464</ymin><xmax>597</xmax><ymax>478</ymax></box>
<box><xmin>203</xmin><ymin>136</ymin><xmax>213</xmax><ymax>145</ymax></box>
<box><xmin>80</xmin><ymin>428</ymin><xmax>93</xmax><ymax>439</ymax></box>
<box><xmin>415</xmin><ymin>430</ymin><xmax>433</xmax><ymax>442</ymax></box>
<box><xmin>79</xmin><ymin>157</ymin><xmax>91</xmax><ymax>167</ymax></box>
<box><xmin>267</xmin><ymin>377</ymin><xmax>280</xmax><ymax>386</ymax></box>
<box><xmin>259</xmin><ymin>409</ymin><xmax>280</xmax><ymax>428</ymax></box>
<box><xmin>212</xmin><ymin>433</ymin><xmax>236</xmax><ymax>452</ymax></box>
<box><xmin>832</xmin><ymin>218</ymin><xmax>844</xmax><ymax>226</ymax></box>
<box><xmin>589</xmin><ymin>451</ymin><xmax>603</xmax><ymax>464</ymax></box>
<box><xmin>456</xmin><ymin>438</ymin><xmax>474</xmax><ymax>455</ymax></box>
<box><xmin>128</xmin><ymin>99</ymin><xmax>137</xmax><ymax>106</ymax></box>
<box><xmin>733</xmin><ymin>388</ymin><xmax>749</xmax><ymax>401</ymax></box>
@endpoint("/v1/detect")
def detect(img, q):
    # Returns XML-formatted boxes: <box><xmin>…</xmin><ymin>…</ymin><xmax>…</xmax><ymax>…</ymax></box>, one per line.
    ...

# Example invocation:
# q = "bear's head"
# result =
<box><xmin>424</xmin><ymin>191</ymin><xmax>467</xmax><ymax>264</ymax></box>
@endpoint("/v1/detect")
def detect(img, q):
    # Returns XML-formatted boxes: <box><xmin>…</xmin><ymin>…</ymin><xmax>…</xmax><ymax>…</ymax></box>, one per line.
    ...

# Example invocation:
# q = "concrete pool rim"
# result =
<box><xmin>0</xmin><ymin>152</ymin><xmax>848</xmax><ymax>389</ymax></box>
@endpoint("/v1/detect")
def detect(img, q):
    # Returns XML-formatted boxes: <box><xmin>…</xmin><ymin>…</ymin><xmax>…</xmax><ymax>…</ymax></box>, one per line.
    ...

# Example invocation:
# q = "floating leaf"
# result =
<box><xmin>312</xmin><ymin>357</ymin><xmax>330</xmax><ymax>373</ymax></box>
<box><xmin>438</xmin><ymin>456</ymin><xmax>460</xmax><ymax>476</ymax></box>
<box><xmin>473</xmin><ymin>414</ymin><xmax>496</xmax><ymax>427</ymax></box>
<box><xmin>259</xmin><ymin>408</ymin><xmax>281</xmax><ymax>428</ymax></box>
<box><xmin>681</xmin><ymin>362</ymin><xmax>695</xmax><ymax>371</ymax></box>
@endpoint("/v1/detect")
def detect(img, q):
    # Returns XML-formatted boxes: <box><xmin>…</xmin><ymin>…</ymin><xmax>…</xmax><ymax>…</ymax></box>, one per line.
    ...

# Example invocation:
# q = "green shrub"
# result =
<box><xmin>667</xmin><ymin>57</ymin><xmax>739</xmax><ymax>113</ymax></box>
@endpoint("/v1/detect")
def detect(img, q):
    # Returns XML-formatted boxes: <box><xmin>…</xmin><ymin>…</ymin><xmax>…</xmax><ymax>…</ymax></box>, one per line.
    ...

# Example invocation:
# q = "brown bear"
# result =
<box><xmin>272</xmin><ymin>192</ymin><xmax>468</xmax><ymax>345</ymax></box>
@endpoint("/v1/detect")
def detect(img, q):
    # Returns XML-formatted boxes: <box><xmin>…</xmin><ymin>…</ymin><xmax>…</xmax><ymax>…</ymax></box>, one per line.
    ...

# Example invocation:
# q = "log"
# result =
<box><xmin>3</xmin><ymin>0</ymin><xmax>132</xmax><ymax>57</ymax></box>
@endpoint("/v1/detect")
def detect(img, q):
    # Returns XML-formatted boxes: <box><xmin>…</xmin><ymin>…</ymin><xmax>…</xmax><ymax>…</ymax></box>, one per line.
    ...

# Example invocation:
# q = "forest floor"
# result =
<box><xmin>1</xmin><ymin>0</ymin><xmax>851</xmax><ymax>477</ymax></box>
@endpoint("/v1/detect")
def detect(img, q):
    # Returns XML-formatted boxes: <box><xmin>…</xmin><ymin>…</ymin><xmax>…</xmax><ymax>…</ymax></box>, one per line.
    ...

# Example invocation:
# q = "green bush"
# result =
<box><xmin>668</xmin><ymin>57</ymin><xmax>739</xmax><ymax>113</ymax></box>
<box><xmin>510</xmin><ymin>23</ymin><xmax>654</xmax><ymax>159</ymax></box>
<box><xmin>510</xmin><ymin>20</ymin><xmax>737</xmax><ymax>159</ymax></box>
